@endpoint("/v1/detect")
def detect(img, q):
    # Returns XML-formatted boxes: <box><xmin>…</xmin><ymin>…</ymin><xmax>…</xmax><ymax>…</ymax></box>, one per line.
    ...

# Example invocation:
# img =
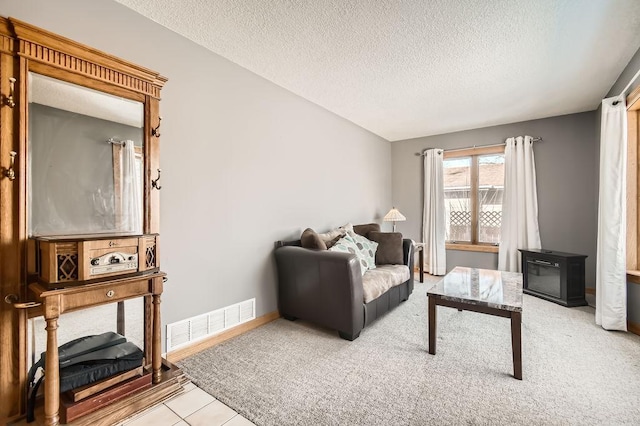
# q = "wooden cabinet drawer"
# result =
<box><xmin>61</xmin><ymin>280</ymin><xmax>151</xmax><ymax>312</ymax></box>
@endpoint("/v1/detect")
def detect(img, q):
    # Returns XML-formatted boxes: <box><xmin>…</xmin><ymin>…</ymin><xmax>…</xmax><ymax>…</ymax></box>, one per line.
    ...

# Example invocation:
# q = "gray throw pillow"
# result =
<box><xmin>368</xmin><ymin>231</ymin><xmax>404</xmax><ymax>265</ymax></box>
<box><xmin>300</xmin><ymin>228</ymin><xmax>327</xmax><ymax>250</ymax></box>
<box><xmin>353</xmin><ymin>223</ymin><xmax>381</xmax><ymax>238</ymax></box>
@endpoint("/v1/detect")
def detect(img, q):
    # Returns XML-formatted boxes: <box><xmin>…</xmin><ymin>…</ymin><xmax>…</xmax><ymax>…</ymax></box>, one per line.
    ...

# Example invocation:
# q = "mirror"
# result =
<box><xmin>27</xmin><ymin>73</ymin><xmax>144</xmax><ymax>237</ymax></box>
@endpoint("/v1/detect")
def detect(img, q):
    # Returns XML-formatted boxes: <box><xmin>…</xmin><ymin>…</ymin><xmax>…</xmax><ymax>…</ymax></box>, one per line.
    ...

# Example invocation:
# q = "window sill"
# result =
<box><xmin>445</xmin><ymin>243</ymin><xmax>499</xmax><ymax>253</ymax></box>
<box><xmin>627</xmin><ymin>270</ymin><xmax>640</xmax><ymax>284</ymax></box>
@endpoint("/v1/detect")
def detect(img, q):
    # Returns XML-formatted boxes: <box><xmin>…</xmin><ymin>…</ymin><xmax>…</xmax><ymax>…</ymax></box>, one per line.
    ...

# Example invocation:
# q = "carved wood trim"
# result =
<box><xmin>0</xmin><ymin>18</ymin><xmax>15</xmax><ymax>54</ymax></box>
<box><xmin>0</xmin><ymin>18</ymin><xmax>26</xmax><ymax>419</ymax></box>
<box><xmin>8</xmin><ymin>18</ymin><xmax>167</xmax><ymax>99</ymax></box>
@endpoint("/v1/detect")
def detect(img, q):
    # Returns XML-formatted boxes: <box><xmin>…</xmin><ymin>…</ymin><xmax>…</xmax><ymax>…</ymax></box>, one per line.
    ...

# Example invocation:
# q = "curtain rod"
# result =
<box><xmin>415</xmin><ymin>137</ymin><xmax>542</xmax><ymax>157</ymax></box>
<box><xmin>107</xmin><ymin>137</ymin><xmax>127</xmax><ymax>146</ymax></box>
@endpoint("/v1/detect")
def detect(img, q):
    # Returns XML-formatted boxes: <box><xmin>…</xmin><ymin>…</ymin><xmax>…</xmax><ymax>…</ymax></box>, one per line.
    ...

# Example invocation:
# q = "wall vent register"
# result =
<box><xmin>166</xmin><ymin>299</ymin><xmax>256</xmax><ymax>352</ymax></box>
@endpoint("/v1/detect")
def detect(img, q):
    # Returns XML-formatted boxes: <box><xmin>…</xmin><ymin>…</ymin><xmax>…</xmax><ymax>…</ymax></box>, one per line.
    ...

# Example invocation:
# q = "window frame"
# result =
<box><xmin>626</xmin><ymin>84</ymin><xmax>640</xmax><ymax>283</ymax></box>
<box><xmin>443</xmin><ymin>145</ymin><xmax>505</xmax><ymax>253</ymax></box>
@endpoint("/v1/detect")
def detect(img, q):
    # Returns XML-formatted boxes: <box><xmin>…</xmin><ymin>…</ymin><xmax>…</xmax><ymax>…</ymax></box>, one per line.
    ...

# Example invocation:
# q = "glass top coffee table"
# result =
<box><xmin>427</xmin><ymin>266</ymin><xmax>524</xmax><ymax>380</ymax></box>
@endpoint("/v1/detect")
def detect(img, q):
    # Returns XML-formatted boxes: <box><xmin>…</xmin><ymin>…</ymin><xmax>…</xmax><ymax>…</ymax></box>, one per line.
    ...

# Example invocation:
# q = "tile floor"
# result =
<box><xmin>121</xmin><ymin>382</ymin><xmax>254</xmax><ymax>426</ymax></box>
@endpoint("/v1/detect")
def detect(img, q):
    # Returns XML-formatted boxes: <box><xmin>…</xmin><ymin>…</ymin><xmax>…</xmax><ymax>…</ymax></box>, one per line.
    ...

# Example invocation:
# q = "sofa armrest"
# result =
<box><xmin>274</xmin><ymin>246</ymin><xmax>364</xmax><ymax>337</ymax></box>
<box><xmin>403</xmin><ymin>239</ymin><xmax>415</xmax><ymax>275</ymax></box>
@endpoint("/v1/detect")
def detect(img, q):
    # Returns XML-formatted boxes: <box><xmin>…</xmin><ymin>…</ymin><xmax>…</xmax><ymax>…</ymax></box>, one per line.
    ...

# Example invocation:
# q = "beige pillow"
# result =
<box><xmin>300</xmin><ymin>228</ymin><xmax>327</xmax><ymax>250</ymax></box>
<box><xmin>317</xmin><ymin>228</ymin><xmax>346</xmax><ymax>244</ymax></box>
<box><xmin>324</xmin><ymin>234</ymin><xmax>344</xmax><ymax>249</ymax></box>
<box><xmin>338</xmin><ymin>223</ymin><xmax>354</xmax><ymax>234</ymax></box>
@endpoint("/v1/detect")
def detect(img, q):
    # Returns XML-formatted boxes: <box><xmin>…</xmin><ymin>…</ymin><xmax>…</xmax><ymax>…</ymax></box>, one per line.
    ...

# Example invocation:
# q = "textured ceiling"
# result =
<box><xmin>114</xmin><ymin>0</ymin><xmax>640</xmax><ymax>141</ymax></box>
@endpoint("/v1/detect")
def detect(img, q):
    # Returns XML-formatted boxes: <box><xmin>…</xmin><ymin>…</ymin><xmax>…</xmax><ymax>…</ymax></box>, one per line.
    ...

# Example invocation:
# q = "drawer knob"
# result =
<box><xmin>106</xmin><ymin>290</ymin><xmax>115</xmax><ymax>298</ymax></box>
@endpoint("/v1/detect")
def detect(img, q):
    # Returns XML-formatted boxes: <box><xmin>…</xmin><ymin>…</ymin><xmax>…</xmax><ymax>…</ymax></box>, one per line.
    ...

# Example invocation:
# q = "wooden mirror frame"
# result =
<box><xmin>0</xmin><ymin>17</ymin><xmax>166</xmax><ymax>421</ymax></box>
<box><xmin>13</xmin><ymin>17</ymin><xmax>166</xmax><ymax>235</ymax></box>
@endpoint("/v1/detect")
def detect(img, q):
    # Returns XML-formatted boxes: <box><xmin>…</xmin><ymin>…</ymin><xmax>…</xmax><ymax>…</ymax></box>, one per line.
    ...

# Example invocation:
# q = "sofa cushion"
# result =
<box><xmin>368</xmin><ymin>231</ymin><xmax>404</xmax><ymax>265</ymax></box>
<box><xmin>328</xmin><ymin>234</ymin><xmax>368</xmax><ymax>275</ymax></box>
<box><xmin>362</xmin><ymin>265</ymin><xmax>411</xmax><ymax>303</ymax></box>
<box><xmin>348</xmin><ymin>231</ymin><xmax>378</xmax><ymax>271</ymax></box>
<box><xmin>300</xmin><ymin>228</ymin><xmax>327</xmax><ymax>250</ymax></box>
<box><xmin>353</xmin><ymin>223</ymin><xmax>381</xmax><ymax>238</ymax></box>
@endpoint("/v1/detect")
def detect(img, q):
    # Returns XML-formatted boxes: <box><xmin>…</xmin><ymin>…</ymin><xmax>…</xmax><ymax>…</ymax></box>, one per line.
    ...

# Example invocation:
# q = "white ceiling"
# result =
<box><xmin>115</xmin><ymin>0</ymin><xmax>640</xmax><ymax>141</ymax></box>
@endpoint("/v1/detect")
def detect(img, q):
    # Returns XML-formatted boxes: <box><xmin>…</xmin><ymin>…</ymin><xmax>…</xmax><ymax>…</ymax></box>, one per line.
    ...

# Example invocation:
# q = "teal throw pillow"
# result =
<box><xmin>348</xmin><ymin>231</ymin><xmax>378</xmax><ymax>271</ymax></box>
<box><xmin>328</xmin><ymin>234</ymin><xmax>368</xmax><ymax>276</ymax></box>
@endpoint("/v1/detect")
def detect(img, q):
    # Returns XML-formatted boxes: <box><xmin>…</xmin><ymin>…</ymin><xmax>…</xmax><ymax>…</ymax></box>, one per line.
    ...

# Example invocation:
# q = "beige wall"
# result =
<box><xmin>1</xmin><ymin>0</ymin><xmax>392</xmax><ymax>336</ymax></box>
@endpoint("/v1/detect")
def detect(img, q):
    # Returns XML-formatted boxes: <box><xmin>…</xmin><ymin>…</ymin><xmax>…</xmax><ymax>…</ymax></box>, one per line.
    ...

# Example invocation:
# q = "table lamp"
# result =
<box><xmin>383</xmin><ymin>207</ymin><xmax>406</xmax><ymax>232</ymax></box>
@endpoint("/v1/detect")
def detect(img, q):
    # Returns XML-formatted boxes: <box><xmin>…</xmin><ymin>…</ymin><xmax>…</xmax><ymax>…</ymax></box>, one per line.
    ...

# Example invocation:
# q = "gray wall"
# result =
<box><xmin>391</xmin><ymin>112</ymin><xmax>599</xmax><ymax>287</ymax></box>
<box><xmin>2</xmin><ymin>1</ymin><xmax>391</xmax><ymax>334</ymax></box>
<box><xmin>606</xmin><ymin>45</ymin><xmax>640</xmax><ymax>98</ymax></box>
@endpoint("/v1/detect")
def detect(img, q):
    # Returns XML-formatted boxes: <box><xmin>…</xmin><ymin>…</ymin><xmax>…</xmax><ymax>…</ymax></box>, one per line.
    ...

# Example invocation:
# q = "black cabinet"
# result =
<box><xmin>519</xmin><ymin>249</ymin><xmax>587</xmax><ymax>307</ymax></box>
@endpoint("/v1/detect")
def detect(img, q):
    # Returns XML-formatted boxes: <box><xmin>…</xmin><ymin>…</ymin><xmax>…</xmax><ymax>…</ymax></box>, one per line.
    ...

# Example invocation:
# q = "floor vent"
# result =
<box><xmin>166</xmin><ymin>298</ymin><xmax>255</xmax><ymax>352</ymax></box>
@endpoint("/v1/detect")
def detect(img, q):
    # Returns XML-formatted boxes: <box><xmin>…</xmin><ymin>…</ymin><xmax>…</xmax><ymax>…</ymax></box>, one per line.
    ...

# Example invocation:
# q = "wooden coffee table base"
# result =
<box><xmin>428</xmin><ymin>296</ymin><xmax>522</xmax><ymax>380</ymax></box>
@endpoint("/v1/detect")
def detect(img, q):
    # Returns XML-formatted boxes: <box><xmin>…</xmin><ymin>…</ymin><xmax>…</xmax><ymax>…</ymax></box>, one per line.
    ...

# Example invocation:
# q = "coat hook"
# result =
<box><xmin>5</xmin><ymin>77</ymin><xmax>16</xmax><ymax>108</ymax></box>
<box><xmin>151</xmin><ymin>168</ymin><xmax>162</xmax><ymax>190</ymax></box>
<box><xmin>151</xmin><ymin>116</ymin><xmax>162</xmax><ymax>137</ymax></box>
<box><xmin>4</xmin><ymin>151</ymin><xmax>16</xmax><ymax>181</ymax></box>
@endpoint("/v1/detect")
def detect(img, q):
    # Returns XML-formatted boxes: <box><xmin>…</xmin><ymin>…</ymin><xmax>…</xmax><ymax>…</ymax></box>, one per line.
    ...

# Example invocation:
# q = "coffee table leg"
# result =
<box><xmin>419</xmin><ymin>247</ymin><xmax>424</xmax><ymax>283</ymax></box>
<box><xmin>511</xmin><ymin>311</ymin><xmax>522</xmax><ymax>380</ymax></box>
<box><xmin>428</xmin><ymin>296</ymin><xmax>436</xmax><ymax>355</ymax></box>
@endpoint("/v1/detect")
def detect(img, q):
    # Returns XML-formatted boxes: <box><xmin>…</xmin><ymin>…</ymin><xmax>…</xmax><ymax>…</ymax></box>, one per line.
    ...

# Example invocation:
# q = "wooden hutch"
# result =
<box><xmin>0</xmin><ymin>18</ymin><xmax>184</xmax><ymax>425</ymax></box>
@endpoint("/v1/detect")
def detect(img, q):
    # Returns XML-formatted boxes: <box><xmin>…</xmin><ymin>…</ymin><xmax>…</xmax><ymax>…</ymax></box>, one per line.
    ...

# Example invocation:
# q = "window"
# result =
<box><xmin>443</xmin><ymin>146</ymin><xmax>505</xmax><ymax>252</ymax></box>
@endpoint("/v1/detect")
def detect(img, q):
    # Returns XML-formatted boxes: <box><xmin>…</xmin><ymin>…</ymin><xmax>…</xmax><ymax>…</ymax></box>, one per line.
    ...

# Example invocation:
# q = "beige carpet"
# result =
<box><xmin>178</xmin><ymin>278</ymin><xmax>640</xmax><ymax>425</ymax></box>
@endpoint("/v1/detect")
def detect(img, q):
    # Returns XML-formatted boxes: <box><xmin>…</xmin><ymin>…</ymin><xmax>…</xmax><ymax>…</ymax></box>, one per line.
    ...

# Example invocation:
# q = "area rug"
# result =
<box><xmin>178</xmin><ymin>278</ymin><xmax>640</xmax><ymax>425</ymax></box>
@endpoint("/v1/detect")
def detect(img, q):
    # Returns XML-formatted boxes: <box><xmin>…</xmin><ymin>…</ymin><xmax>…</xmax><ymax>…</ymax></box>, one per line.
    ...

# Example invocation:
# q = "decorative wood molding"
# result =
<box><xmin>7</xmin><ymin>18</ymin><xmax>167</xmax><ymax>99</ymax></box>
<box><xmin>627</xmin><ymin>110</ymin><xmax>638</xmax><ymax>269</ymax></box>
<box><xmin>627</xmin><ymin>270</ymin><xmax>640</xmax><ymax>284</ymax></box>
<box><xmin>0</xmin><ymin>17</ymin><xmax>26</xmax><ymax>419</ymax></box>
<box><xmin>0</xmin><ymin>18</ymin><xmax>15</xmax><ymax>54</ymax></box>
<box><xmin>443</xmin><ymin>144</ymin><xmax>505</xmax><ymax>159</ymax></box>
<box><xmin>627</xmin><ymin>84</ymin><xmax>640</xmax><ymax>111</ymax></box>
<box><xmin>445</xmin><ymin>243</ymin><xmax>499</xmax><ymax>253</ymax></box>
<box><xmin>166</xmin><ymin>311</ymin><xmax>281</xmax><ymax>363</ymax></box>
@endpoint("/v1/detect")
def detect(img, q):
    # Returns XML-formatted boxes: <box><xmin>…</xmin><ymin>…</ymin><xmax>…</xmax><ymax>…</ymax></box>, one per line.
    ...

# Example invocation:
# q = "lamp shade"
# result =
<box><xmin>383</xmin><ymin>208</ymin><xmax>406</xmax><ymax>222</ymax></box>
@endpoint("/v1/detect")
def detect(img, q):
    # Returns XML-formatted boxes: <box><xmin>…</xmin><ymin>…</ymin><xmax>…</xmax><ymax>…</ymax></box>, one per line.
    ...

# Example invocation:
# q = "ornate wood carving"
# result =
<box><xmin>9</xmin><ymin>18</ymin><xmax>167</xmax><ymax>99</ymax></box>
<box><xmin>0</xmin><ymin>18</ymin><xmax>15</xmax><ymax>54</ymax></box>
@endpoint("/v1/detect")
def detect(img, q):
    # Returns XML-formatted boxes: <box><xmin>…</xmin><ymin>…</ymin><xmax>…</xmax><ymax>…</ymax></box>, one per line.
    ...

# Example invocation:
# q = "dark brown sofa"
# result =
<box><xmin>274</xmin><ymin>224</ymin><xmax>414</xmax><ymax>340</ymax></box>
